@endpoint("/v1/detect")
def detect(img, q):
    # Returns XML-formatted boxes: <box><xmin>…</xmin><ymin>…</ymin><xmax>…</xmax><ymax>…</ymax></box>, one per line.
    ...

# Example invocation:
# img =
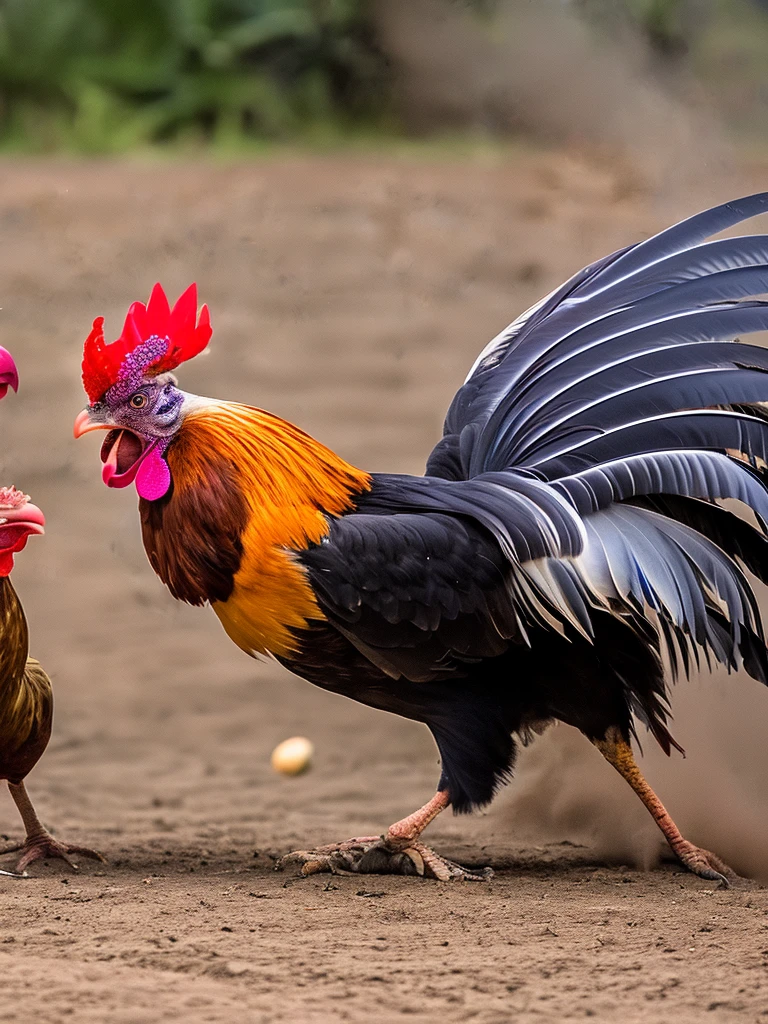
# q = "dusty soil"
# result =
<box><xmin>0</xmin><ymin>151</ymin><xmax>767</xmax><ymax>1023</ymax></box>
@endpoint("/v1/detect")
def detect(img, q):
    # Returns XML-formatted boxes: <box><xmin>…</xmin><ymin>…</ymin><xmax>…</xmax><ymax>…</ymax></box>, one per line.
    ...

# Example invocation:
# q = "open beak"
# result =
<box><xmin>0</xmin><ymin>348</ymin><xmax>19</xmax><ymax>399</ymax></box>
<box><xmin>101</xmin><ymin>430</ymin><xmax>156</xmax><ymax>488</ymax></box>
<box><xmin>0</xmin><ymin>499</ymin><xmax>45</xmax><ymax>551</ymax></box>
<box><xmin>0</xmin><ymin>500</ymin><xmax>45</xmax><ymax>534</ymax></box>
<box><xmin>74</xmin><ymin>408</ymin><xmax>155</xmax><ymax>489</ymax></box>
<box><xmin>0</xmin><ymin>497</ymin><xmax>44</xmax><ymax>577</ymax></box>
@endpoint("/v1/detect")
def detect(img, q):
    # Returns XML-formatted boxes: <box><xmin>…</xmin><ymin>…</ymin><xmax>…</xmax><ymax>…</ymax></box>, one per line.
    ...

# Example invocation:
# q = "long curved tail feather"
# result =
<box><xmin>419</xmin><ymin>194</ymin><xmax>768</xmax><ymax>691</ymax></box>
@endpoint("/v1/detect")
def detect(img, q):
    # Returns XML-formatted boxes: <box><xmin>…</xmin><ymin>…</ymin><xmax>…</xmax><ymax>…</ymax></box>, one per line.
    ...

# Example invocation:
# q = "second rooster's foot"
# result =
<box><xmin>277</xmin><ymin>836</ymin><xmax>492</xmax><ymax>881</ymax></box>
<box><xmin>673</xmin><ymin>840</ymin><xmax>739</xmax><ymax>889</ymax></box>
<box><xmin>0</xmin><ymin>831</ymin><xmax>106</xmax><ymax>874</ymax></box>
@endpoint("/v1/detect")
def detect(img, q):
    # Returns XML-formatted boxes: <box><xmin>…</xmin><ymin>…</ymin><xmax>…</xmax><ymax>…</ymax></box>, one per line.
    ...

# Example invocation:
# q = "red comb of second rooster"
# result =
<box><xmin>82</xmin><ymin>283</ymin><xmax>212</xmax><ymax>404</ymax></box>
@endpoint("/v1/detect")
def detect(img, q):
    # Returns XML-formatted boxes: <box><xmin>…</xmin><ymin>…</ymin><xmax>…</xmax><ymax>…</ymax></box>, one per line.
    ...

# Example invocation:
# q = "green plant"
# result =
<box><xmin>0</xmin><ymin>0</ymin><xmax>388</xmax><ymax>151</ymax></box>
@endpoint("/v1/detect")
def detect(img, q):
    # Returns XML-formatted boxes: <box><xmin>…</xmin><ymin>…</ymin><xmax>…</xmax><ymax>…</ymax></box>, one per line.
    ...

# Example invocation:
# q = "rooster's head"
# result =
<box><xmin>0</xmin><ymin>487</ymin><xmax>45</xmax><ymax>577</ymax></box>
<box><xmin>0</xmin><ymin>347</ymin><xmax>18</xmax><ymax>399</ymax></box>
<box><xmin>73</xmin><ymin>284</ymin><xmax>212</xmax><ymax>501</ymax></box>
<box><xmin>0</xmin><ymin>351</ymin><xmax>40</xmax><ymax>576</ymax></box>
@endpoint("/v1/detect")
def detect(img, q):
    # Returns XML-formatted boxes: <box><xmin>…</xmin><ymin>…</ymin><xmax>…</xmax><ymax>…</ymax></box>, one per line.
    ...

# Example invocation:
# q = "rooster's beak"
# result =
<box><xmin>0</xmin><ymin>348</ymin><xmax>19</xmax><ymax>399</ymax></box>
<box><xmin>74</xmin><ymin>408</ymin><xmax>112</xmax><ymax>438</ymax></box>
<box><xmin>0</xmin><ymin>500</ymin><xmax>46</xmax><ymax>533</ymax></box>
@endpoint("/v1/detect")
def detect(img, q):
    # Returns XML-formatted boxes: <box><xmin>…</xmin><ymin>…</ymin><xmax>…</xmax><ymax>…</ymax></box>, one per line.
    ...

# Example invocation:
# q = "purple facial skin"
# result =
<box><xmin>82</xmin><ymin>338</ymin><xmax>188</xmax><ymax>501</ymax></box>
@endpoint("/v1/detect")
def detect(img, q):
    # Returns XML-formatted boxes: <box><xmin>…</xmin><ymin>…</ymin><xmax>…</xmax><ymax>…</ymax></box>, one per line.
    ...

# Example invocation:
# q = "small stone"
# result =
<box><xmin>224</xmin><ymin>961</ymin><xmax>250</xmax><ymax>976</ymax></box>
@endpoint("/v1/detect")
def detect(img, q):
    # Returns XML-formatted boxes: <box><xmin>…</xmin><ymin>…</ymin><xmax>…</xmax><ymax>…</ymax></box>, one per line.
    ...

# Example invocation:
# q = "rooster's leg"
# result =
<box><xmin>278</xmin><ymin>789</ymin><xmax>492</xmax><ymax>881</ymax></box>
<box><xmin>0</xmin><ymin>781</ymin><xmax>105</xmax><ymax>874</ymax></box>
<box><xmin>593</xmin><ymin>728</ymin><xmax>737</xmax><ymax>888</ymax></box>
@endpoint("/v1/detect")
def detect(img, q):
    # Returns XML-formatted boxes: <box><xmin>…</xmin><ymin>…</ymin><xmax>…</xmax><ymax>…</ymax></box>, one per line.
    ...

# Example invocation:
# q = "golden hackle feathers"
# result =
<box><xmin>159</xmin><ymin>401</ymin><xmax>371</xmax><ymax>657</ymax></box>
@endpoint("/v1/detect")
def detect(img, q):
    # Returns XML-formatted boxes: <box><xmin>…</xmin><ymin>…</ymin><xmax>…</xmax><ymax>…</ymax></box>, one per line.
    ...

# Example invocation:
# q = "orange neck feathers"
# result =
<box><xmin>174</xmin><ymin>401</ymin><xmax>370</xmax><ymax>532</ymax></box>
<box><xmin>141</xmin><ymin>401</ymin><xmax>371</xmax><ymax>657</ymax></box>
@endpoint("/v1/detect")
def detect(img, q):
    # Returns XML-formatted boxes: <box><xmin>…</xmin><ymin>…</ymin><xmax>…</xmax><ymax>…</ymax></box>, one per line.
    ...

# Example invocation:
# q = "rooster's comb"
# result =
<box><xmin>82</xmin><ymin>283</ymin><xmax>212</xmax><ymax>404</ymax></box>
<box><xmin>0</xmin><ymin>487</ymin><xmax>30</xmax><ymax>510</ymax></box>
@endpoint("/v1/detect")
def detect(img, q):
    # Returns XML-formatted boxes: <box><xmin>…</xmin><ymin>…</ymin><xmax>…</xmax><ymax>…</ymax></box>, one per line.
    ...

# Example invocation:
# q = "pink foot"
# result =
<box><xmin>1</xmin><ymin>831</ymin><xmax>106</xmax><ymax>874</ymax></box>
<box><xmin>673</xmin><ymin>840</ymin><xmax>739</xmax><ymax>889</ymax></box>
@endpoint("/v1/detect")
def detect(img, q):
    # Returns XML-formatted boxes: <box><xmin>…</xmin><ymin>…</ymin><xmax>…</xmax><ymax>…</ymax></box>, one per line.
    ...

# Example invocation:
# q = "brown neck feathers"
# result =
<box><xmin>139</xmin><ymin>401</ymin><xmax>371</xmax><ymax>611</ymax></box>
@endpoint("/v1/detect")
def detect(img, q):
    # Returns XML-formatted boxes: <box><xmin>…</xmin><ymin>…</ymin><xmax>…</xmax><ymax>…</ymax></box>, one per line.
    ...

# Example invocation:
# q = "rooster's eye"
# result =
<box><xmin>130</xmin><ymin>393</ymin><xmax>148</xmax><ymax>410</ymax></box>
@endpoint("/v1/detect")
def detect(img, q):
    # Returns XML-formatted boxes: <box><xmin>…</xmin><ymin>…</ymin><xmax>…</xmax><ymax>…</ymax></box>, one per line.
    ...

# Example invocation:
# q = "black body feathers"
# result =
<box><xmin>287</xmin><ymin>194</ymin><xmax>768</xmax><ymax>811</ymax></box>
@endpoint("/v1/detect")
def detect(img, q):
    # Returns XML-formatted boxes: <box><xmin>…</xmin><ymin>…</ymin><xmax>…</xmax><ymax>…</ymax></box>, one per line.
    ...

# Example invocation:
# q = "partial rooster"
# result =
<box><xmin>0</xmin><ymin>349</ymin><xmax>102</xmax><ymax>874</ymax></box>
<box><xmin>76</xmin><ymin>195</ymin><xmax>768</xmax><ymax>884</ymax></box>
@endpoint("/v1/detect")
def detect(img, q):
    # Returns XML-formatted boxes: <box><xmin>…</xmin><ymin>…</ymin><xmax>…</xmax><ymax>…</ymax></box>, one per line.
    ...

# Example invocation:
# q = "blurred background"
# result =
<box><xmin>2</xmin><ymin>0</ymin><xmax>768</xmax><ymax>155</ymax></box>
<box><xmin>1</xmin><ymin>0</ymin><xmax>768</xmax><ymax>886</ymax></box>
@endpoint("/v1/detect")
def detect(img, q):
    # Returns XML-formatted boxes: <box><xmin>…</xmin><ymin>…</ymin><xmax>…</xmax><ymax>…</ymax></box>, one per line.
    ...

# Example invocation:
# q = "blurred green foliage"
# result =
<box><xmin>4</xmin><ymin>0</ymin><xmax>768</xmax><ymax>152</ymax></box>
<box><xmin>0</xmin><ymin>0</ymin><xmax>388</xmax><ymax>152</ymax></box>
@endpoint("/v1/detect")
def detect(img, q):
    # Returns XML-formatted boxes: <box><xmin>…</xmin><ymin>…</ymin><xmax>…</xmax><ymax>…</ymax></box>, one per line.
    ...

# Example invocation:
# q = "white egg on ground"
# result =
<box><xmin>270</xmin><ymin>736</ymin><xmax>314</xmax><ymax>776</ymax></box>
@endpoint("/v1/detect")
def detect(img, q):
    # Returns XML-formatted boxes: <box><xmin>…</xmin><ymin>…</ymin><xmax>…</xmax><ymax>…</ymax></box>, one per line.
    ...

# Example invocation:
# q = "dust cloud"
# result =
<box><xmin>374</xmin><ymin>0</ymin><xmax>732</xmax><ymax>195</ymax></box>
<box><xmin>507</xmin><ymin>672</ymin><xmax>768</xmax><ymax>882</ymax></box>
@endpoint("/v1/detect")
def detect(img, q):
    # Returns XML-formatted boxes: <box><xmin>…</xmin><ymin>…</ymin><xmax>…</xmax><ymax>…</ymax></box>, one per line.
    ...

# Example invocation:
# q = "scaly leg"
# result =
<box><xmin>279</xmin><ymin>789</ymin><xmax>492</xmax><ymax>881</ymax></box>
<box><xmin>0</xmin><ymin>781</ymin><xmax>105</xmax><ymax>874</ymax></box>
<box><xmin>593</xmin><ymin>728</ymin><xmax>737</xmax><ymax>888</ymax></box>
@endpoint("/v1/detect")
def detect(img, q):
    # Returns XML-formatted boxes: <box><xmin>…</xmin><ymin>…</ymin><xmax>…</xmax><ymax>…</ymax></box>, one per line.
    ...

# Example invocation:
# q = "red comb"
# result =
<box><xmin>82</xmin><ymin>283</ymin><xmax>212</xmax><ymax>404</ymax></box>
<box><xmin>0</xmin><ymin>487</ymin><xmax>30</xmax><ymax>510</ymax></box>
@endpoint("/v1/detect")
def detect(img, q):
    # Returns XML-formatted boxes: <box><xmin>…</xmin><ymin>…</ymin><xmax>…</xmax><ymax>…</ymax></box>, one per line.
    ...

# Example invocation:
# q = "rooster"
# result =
<box><xmin>76</xmin><ymin>194</ymin><xmax>768</xmax><ymax>884</ymax></box>
<box><xmin>0</xmin><ymin>349</ymin><xmax>103</xmax><ymax>874</ymax></box>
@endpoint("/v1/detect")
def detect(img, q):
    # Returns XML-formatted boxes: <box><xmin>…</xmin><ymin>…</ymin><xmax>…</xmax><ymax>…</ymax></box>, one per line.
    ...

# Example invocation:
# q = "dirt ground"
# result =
<box><xmin>0</xmin><ymin>151</ymin><xmax>767</xmax><ymax>1023</ymax></box>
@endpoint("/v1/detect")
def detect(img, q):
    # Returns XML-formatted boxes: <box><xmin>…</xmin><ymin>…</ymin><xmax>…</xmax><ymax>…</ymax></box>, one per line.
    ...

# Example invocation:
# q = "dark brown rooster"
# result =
<box><xmin>0</xmin><ymin>349</ymin><xmax>103</xmax><ymax>875</ymax></box>
<box><xmin>0</xmin><ymin>484</ymin><xmax>104</xmax><ymax>875</ymax></box>
<box><xmin>75</xmin><ymin>195</ymin><xmax>768</xmax><ymax>884</ymax></box>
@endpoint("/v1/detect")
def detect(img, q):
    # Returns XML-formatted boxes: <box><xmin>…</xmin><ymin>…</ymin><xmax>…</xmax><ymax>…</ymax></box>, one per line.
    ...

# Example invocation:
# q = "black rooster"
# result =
<box><xmin>76</xmin><ymin>195</ymin><xmax>768</xmax><ymax>885</ymax></box>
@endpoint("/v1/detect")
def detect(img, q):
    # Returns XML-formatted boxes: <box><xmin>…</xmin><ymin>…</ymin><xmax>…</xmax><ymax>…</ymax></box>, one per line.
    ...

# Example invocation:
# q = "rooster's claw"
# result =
<box><xmin>278</xmin><ymin>836</ymin><xmax>492</xmax><ymax>881</ymax></box>
<box><xmin>0</xmin><ymin>831</ymin><xmax>105</xmax><ymax>874</ymax></box>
